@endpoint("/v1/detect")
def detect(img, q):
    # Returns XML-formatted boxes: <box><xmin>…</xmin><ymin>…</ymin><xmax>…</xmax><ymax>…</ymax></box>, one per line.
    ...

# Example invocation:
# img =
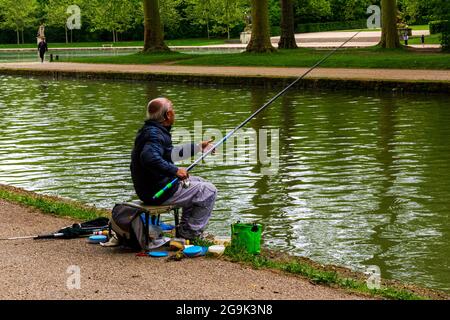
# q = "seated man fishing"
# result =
<box><xmin>130</xmin><ymin>97</ymin><xmax>217</xmax><ymax>240</ymax></box>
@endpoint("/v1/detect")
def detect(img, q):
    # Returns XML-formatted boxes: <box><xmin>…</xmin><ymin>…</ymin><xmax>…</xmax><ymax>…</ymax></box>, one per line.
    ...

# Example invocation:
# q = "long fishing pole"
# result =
<box><xmin>153</xmin><ymin>32</ymin><xmax>360</xmax><ymax>200</ymax></box>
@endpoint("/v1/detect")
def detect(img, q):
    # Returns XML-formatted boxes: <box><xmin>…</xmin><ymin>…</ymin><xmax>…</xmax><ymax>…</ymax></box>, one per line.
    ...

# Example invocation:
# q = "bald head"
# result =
<box><xmin>146</xmin><ymin>97</ymin><xmax>173</xmax><ymax>123</ymax></box>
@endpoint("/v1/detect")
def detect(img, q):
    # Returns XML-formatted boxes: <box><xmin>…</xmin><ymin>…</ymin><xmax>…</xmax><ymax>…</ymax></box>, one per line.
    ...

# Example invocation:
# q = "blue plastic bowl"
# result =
<box><xmin>183</xmin><ymin>246</ymin><xmax>203</xmax><ymax>257</ymax></box>
<box><xmin>148</xmin><ymin>251</ymin><xmax>169</xmax><ymax>258</ymax></box>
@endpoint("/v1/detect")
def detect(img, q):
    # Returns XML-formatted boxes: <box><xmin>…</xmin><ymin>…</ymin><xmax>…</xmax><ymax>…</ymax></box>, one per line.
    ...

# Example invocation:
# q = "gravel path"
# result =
<box><xmin>0</xmin><ymin>199</ymin><xmax>367</xmax><ymax>300</ymax></box>
<box><xmin>0</xmin><ymin>62</ymin><xmax>449</xmax><ymax>82</ymax></box>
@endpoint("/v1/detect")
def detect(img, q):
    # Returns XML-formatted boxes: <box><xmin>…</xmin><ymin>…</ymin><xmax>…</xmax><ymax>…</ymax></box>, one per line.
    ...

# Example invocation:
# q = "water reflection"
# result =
<box><xmin>363</xmin><ymin>95</ymin><xmax>399</xmax><ymax>279</ymax></box>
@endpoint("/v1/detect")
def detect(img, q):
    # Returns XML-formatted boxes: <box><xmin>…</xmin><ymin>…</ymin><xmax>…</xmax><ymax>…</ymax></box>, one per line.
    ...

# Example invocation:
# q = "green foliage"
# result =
<box><xmin>87</xmin><ymin>0</ymin><xmax>141</xmax><ymax>41</ymax></box>
<box><xmin>184</xmin><ymin>0</ymin><xmax>213</xmax><ymax>37</ymax></box>
<box><xmin>398</xmin><ymin>0</ymin><xmax>430</xmax><ymax>24</ymax></box>
<box><xmin>159</xmin><ymin>0</ymin><xmax>184</xmax><ymax>36</ymax></box>
<box><xmin>0</xmin><ymin>0</ymin><xmax>445</xmax><ymax>44</ymax></box>
<box><xmin>296</xmin><ymin>19</ymin><xmax>367</xmax><ymax>33</ymax></box>
<box><xmin>440</xmin><ymin>22</ymin><xmax>450</xmax><ymax>52</ymax></box>
<box><xmin>0</xmin><ymin>0</ymin><xmax>37</xmax><ymax>43</ymax></box>
<box><xmin>209</xmin><ymin>0</ymin><xmax>249</xmax><ymax>39</ymax></box>
<box><xmin>329</xmin><ymin>0</ymin><xmax>372</xmax><ymax>22</ymax></box>
<box><xmin>429</xmin><ymin>20</ymin><xmax>449</xmax><ymax>34</ymax></box>
<box><xmin>268</xmin><ymin>0</ymin><xmax>281</xmax><ymax>26</ymax></box>
<box><xmin>45</xmin><ymin>0</ymin><xmax>76</xmax><ymax>28</ymax></box>
<box><xmin>296</xmin><ymin>0</ymin><xmax>331</xmax><ymax>23</ymax></box>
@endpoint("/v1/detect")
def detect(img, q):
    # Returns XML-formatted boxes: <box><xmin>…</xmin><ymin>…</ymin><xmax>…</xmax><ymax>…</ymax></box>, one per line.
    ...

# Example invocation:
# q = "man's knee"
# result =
<box><xmin>203</xmin><ymin>182</ymin><xmax>217</xmax><ymax>199</ymax></box>
<box><xmin>194</xmin><ymin>181</ymin><xmax>217</xmax><ymax>203</ymax></box>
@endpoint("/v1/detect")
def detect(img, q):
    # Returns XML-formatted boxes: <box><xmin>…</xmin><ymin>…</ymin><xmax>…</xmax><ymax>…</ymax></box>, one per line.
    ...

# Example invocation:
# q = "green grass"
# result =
<box><xmin>0</xmin><ymin>38</ymin><xmax>227</xmax><ymax>49</ymax></box>
<box><xmin>65</xmin><ymin>51</ymin><xmax>196</xmax><ymax>65</ymax></box>
<box><xmin>408</xmin><ymin>33</ymin><xmax>442</xmax><ymax>45</ymax></box>
<box><xmin>0</xmin><ymin>184</ymin><xmax>108</xmax><ymax>220</ymax></box>
<box><xmin>409</xmin><ymin>25</ymin><xmax>430</xmax><ymax>31</ymax></box>
<box><xmin>63</xmin><ymin>46</ymin><xmax>450</xmax><ymax>70</ymax></box>
<box><xmin>223</xmin><ymin>245</ymin><xmax>426</xmax><ymax>300</ymax></box>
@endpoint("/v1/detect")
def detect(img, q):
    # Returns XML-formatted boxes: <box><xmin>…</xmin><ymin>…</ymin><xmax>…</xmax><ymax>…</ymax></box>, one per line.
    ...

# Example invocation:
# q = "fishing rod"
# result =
<box><xmin>153</xmin><ymin>32</ymin><xmax>361</xmax><ymax>200</ymax></box>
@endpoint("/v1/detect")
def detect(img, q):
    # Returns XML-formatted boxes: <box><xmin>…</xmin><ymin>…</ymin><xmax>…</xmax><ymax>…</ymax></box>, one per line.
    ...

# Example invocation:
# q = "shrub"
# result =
<box><xmin>429</xmin><ymin>20</ymin><xmax>449</xmax><ymax>34</ymax></box>
<box><xmin>296</xmin><ymin>20</ymin><xmax>366</xmax><ymax>33</ymax></box>
<box><xmin>440</xmin><ymin>22</ymin><xmax>450</xmax><ymax>52</ymax></box>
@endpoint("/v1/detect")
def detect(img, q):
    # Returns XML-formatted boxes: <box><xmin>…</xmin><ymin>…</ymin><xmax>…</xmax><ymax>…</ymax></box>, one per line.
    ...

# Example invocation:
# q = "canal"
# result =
<box><xmin>0</xmin><ymin>74</ymin><xmax>449</xmax><ymax>292</ymax></box>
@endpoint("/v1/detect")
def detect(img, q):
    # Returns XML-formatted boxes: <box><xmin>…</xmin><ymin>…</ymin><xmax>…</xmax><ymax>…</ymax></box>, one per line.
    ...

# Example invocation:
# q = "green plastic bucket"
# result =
<box><xmin>231</xmin><ymin>222</ymin><xmax>263</xmax><ymax>254</ymax></box>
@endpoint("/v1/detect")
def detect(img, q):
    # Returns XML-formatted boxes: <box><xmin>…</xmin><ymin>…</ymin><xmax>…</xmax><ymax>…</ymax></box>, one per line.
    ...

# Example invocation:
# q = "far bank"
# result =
<box><xmin>0</xmin><ymin>62</ymin><xmax>449</xmax><ymax>94</ymax></box>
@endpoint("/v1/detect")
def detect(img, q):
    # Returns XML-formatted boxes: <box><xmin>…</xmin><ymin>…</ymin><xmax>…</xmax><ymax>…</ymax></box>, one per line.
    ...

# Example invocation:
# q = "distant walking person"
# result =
<box><xmin>38</xmin><ymin>38</ymin><xmax>48</xmax><ymax>63</ymax></box>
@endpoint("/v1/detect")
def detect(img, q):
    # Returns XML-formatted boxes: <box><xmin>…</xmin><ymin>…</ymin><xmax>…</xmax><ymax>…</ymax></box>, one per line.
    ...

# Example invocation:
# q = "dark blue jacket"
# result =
<box><xmin>130</xmin><ymin>120</ymin><xmax>196</xmax><ymax>205</ymax></box>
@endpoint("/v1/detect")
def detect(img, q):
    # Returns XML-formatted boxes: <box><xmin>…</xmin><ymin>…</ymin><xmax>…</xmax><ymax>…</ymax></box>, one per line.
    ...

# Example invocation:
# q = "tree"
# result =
<box><xmin>246</xmin><ymin>0</ymin><xmax>275</xmax><ymax>52</ymax></box>
<box><xmin>278</xmin><ymin>0</ymin><xmax>297</xmax><ymax>49</ymax></box>
<box><xmin>185</xmin><ymin>0</ymin><xmax>213</xmax><ymax>38</ymax></box>
<box><xmin>380</xmin><ymin>0</ymin><xmax>400</xmax><ymax>48</ymax></box>
<box><xmin>45</xmin><ymin>0</ymin><xmax>79</xmax><ymax>44</ymax></box>
<box><xmin>0</xmin><ymin>0</ymin><xmax>37</xmax><ymax>44</ymax></box>
<box><xmin>329</xmin><ymin>0</ymin><xmax>371</xmax><ymax>22</ymax></box>
<box><xmin>88</xmin><ymin>0</ymin><xmax>140</xmax><ymax>43</ymax></box>
<box><xmin>158</xmin><ymin>0</ymin><xmax>184</xmax><ymax>38</ymax></box>
<box><xmin>143</xmin><ymin>0</ymin><xmax>169</xmax><ymax>52</ymax></box>
<box><xmin>296</xmin><ymin>0</ymin><xmax>332</xmax><ymax>23</ymax></box>
<box><xmin>209</xmin><ymin>0</ymin><xmax>248</xmax><ymax>39</ymax></box>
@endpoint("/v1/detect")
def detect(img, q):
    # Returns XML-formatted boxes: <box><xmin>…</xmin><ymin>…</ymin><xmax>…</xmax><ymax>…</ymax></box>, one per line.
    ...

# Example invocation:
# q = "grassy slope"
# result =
<box><xmin>63</xmin><ymin>46</ymin><xmax>450</xmax><ymax>70</ymax></box>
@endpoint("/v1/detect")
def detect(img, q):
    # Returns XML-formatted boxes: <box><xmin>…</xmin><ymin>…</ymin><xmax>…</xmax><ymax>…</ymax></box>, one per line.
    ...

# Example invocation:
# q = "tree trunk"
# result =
<box><xmin>16</xmin><ymin>29</ymin><xmax>19</xmax><ymax>45</ymax></box>
<box><xmin>380</xmin><ymin>0</ymin><xmax>400</xmax><ymax>48</ymax></box>
<box><xmin>112</xmin><ymin>30</ymin><xmax>115</xmax><ymax>43</ymax></box>
<box><xmin>21</xmin><ymin>29</ymin><xmax>24</xmax><ymax>44</ymax></box>
<box><xmin>143</xmin><ymin>0</ymin><xmax>169</xmax><ymax>52</ymax></box>
<box><xmin>278</xmin><ymin>0</ymin><xmax>298</xmax><ymax>49</ymax></box>
<box><xmin>246</xmin><ymin>0</ymin><xmax>275</xmax><ymax>53</ymax></box>
<box><xmin>65</xmin><ymin>26</ymin><xmax>68</xmax><ymax>44</ymax></box>
<box><xmin>206</xmin><ymin>19</ymin><xmax>210</xmax><ymax>39</ymax></box>
<box><xmin>71</xmin><ymin>29</ymin><xmax>73</xmax><ymax>43</ymax></box>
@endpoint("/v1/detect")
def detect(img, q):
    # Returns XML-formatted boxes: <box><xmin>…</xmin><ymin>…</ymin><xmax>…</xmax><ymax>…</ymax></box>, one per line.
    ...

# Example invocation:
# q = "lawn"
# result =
<box><xmin>408</xmin><ymin>33</ymin><xmax>442</xmax><ymax>45</ymax></box>
<box><xmin>0</xmin><ymin>38</ymin><xmax>227</xmax><ymax>49</ymax></box>
<box><xmin>63</xmin><ymin>46</ymin><xmax>450</xmax><ymax>70</ymax></box>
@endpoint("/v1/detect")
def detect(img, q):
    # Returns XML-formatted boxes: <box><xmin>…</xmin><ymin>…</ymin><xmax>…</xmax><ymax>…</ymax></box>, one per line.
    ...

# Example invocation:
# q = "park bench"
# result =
<box><xmin>122</xmin><ymin>200</ymin><xmax>180</xmax><ymax>247</ymax></box>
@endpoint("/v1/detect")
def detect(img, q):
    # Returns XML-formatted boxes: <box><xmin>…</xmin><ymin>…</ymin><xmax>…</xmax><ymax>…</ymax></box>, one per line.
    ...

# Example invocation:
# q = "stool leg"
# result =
<box><xmin>145</xmin><ymin>211</ymin><xmax>149</xmax><ymax>249</ymax></box>
<box><xmin>174</xmin><ymin>208</ymin><xmax>180</xmax><ymax>227</ymax></box>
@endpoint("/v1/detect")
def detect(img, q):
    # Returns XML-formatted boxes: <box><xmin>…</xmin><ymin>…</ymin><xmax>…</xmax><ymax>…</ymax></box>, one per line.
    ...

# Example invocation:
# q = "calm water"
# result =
<box><xmin>0</xmin><ymin>75</ymin><xmax>449</xmax><ymax>292</ymax></box>
<box><xmin>0</xmin><ymin>47</ymin><xmax>241</xmax><ymax>63</ymax></box>
<box><xmin>0</xmin><ymin>49</ymin><xmax>140</xmax><ymax>63</ymax></box>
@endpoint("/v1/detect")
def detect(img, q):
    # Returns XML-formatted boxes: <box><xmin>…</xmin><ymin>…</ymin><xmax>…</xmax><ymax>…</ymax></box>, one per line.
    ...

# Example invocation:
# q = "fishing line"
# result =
<box><xmin>153</xmin><ymin>32</ymin><xmax>361</xmax><ymax>200</ymax></box>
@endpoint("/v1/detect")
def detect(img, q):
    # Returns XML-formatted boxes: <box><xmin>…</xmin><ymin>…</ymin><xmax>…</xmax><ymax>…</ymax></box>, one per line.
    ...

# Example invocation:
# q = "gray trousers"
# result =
<box><xmin>162</xmin><ymin>176</ymin><xmax>217</xmax><ymax>239</ymax></box>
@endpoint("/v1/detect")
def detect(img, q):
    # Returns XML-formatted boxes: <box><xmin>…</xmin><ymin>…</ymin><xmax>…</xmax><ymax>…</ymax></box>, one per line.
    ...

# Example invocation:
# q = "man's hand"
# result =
<box><xmin>201</xmin><ymin>139</ymin><xmax>216</xmax><ymax>154</ymax></box>
<box><xmin>176</xmin><ymin>167</ymin><xmax>189</xmax><ymax>180</ymax></box>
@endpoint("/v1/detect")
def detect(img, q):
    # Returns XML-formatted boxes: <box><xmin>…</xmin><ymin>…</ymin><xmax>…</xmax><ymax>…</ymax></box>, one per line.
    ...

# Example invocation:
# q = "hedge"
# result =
<box><xmin>429</xmin><ymin>20</ymin><xmax>449</xmax><ymax>34</ymax></box>
<box><xmin>440</xmin><ymin>22</ymin><xmax>450</xmax><ymax>52</ymax></box>
<box><xmin>296</xmin><ymin>20</ymin><xmax>367</xmax><ymax>34</ymax></box>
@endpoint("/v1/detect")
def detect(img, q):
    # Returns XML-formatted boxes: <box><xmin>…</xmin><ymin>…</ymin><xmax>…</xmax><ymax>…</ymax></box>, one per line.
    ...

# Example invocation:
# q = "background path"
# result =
<box><xmin>0</xmin><ymin>62</ymin><xmax>449</xmax><ymax>82</ymax></box>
